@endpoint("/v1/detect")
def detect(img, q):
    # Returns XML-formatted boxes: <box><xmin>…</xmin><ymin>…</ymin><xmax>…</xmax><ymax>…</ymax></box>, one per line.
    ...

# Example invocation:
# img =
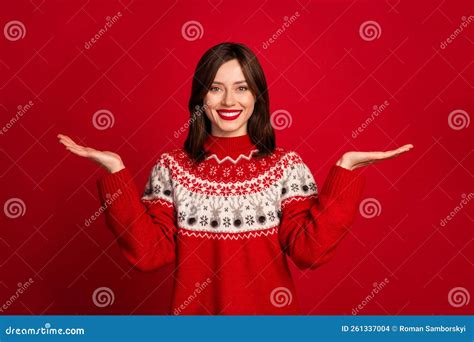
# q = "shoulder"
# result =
<box><xmin>274</xmin><ymin>146</ymin><xmax>307</xmax><ymax>167</ymax></box>
<box><xmin>275</xmin><ymin>148</ymin><xmax>317</xmax><ymax>183</ymax></box>
<box><xmin>152</xmin><ymin>148</ymin><xmax>186</xmax><ymax>169</ymax></box>
<box><xmin>277</xmin><ymin>148</ymin><xmax>319</xmax><ymax>202</ymax></box>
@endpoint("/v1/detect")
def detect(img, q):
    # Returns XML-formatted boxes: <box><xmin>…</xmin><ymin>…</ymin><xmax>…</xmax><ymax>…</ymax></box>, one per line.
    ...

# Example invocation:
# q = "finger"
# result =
<box><xmin>65</xmin><ymin>145</ymin><xmax>88</xmax><ymax>157</ymax></box>
<box><xmin>399</xmin><ymin>143</ymin><xmax>414</xmax><ymax>150</ymax></box>
<box><xmin>354</xmin><ymin>151</ymin><xmax>398</xmax><ymax>167</ymax></box>
<box><xmin>64</xmin><ymin>144</ymin><xmax>83</xmax><ymax>153</ymax></box>
<box><xmin>59</xmin><ymin>138</ymin><xmax>79</xmax><ymax>150</ymax></box>
<box><xmin>375</xmin><ymin>144</ymin><xmax>414</xmax><ymax>156</ymax></box>
<box><xmin>58</xmin><ymin>137</ymin><xmax>73</xmax><ymax>148</ymax></box>
<box><xmin>370</xmin><ymin>147</ymin><xmax>409</xmax><ymax>160</ymax></box>
<box><xmin>61</xmin><ymin>135</ymin><xmax>83</xmax><ymax>148</ymax></box>
<box><xmin>57</xmin><ymin>134</ymin><xmax>83</xmax><ymax>149</ymax></box>
<box><xmin>387</xmin><ymin>144</ymin><xmax>414</xmax><ymax>155</ymax></box>
<box><xmin>57</xmin><ymin>134</ymin><xmax>75</xmax><ymax>147</ymax></box>
<box><xmin>376</xmin><ymin>151</ymin><xmax>405</xmax><ymax>162</ymax></box>
<box><xmin>66</xmin><ymin>137</ymin><xmax>87</xmax><ymax>150</ymax></box>
<box><xmin>385</xmin><ymin>145</ymin><xmax>413</xmax><ymax>157</ymax></box>
<box><xmin>353</xmin><ymin>144</ymin><xmax>414</xmax><ymax>168</ymax></box>
<box><xmin>365</xmin><ymin>150</ymin><xmax>407</xmax><ymax>164</ymax></box>
<box><xmin>366</xmin><ymin>151</ymin><xmax>390</xmax><ymax>160</ymax></box>
<box><xmin>57</xmin><ymin>134</ymin><xmax>73</xmax><ymax>144</ymax></box>
<box><xmin>396</xmin><ymin>144</ymin><xmax>414</xmax><ymax>153</ymax></box>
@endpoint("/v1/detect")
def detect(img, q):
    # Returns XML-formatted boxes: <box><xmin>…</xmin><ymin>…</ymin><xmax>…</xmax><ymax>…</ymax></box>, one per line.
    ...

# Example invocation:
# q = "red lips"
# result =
<box><xmin>216</xmin><ymin>109</ymin><xmax>242</xmax><ymax>121</ymax></box>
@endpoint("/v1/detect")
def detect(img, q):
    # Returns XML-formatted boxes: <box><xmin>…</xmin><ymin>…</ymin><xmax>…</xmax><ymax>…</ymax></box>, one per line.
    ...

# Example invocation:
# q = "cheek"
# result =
<box><xmin>241</xmin><ymin>94</ymin><xmax>256</xmax><ymax>112</ymax></box>
<box><xmin>204</xmin><ymin>107</ymin><xmax>216</xmax><ymax>123</ymax></box>
<box><xmin>204</xmin><ymin>94</ymin><xmax>220</xmax><ymax>108</ymax></box>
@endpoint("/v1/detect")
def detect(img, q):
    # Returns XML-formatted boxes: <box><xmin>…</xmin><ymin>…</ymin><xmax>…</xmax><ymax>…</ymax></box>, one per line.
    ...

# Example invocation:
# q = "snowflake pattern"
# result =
<box><xmin>152</xmin><ymin>183</ymin><xmax>161</xmax><ymax>194</ymax></box>
<box><xmin>267</xmin><ymin>211</ymin><xmax>275</xmax><ymax>222</ymax></box>
<box><xmin>209</xmin><ymin>166</ymin><xmax>217</xmax><ymax>176</ymax></box>
<box><xmin>222</xmin><ymin>217</ymin><xmax>231</xmax><ymax>228</ymax></box>
<box><xmin>245</xmin><ymin>215</ymin><xmax>255</xmax><ymax>225</ymax></box>
<box><xmin>200</xmin><ymin>216</ymin><xmax>208</xmax><ymax>226</ymax></box>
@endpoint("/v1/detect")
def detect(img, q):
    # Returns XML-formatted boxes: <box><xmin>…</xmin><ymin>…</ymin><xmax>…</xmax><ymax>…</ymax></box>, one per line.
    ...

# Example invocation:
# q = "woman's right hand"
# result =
<box><xmin>57</xmin><ymin>134</ymin><xmax>125</xmax><ymax>173</ymax></box>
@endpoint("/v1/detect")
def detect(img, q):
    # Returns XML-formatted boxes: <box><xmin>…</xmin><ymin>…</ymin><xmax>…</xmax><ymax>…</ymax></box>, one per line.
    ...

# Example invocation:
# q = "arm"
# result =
<box><xmin>279</xmin><ymin>156</ymin><xmax>365</xmax><ymax>270</ymax></box>
<box><xmin>96</xmin><ymin>155</ymin><xmax>177</xmax><ymax>272</ymax></box>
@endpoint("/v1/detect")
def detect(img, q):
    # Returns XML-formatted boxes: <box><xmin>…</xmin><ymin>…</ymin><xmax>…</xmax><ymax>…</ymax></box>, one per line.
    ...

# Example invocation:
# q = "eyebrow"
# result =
<box><xmin>211</xmin><ymin>80</ymin><xmax>248</xmax><ymax>85</ymax></box>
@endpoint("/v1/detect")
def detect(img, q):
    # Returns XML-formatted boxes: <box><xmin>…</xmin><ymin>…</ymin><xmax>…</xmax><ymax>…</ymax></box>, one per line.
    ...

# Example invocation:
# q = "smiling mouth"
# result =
<box><xmin>216</xmin><ymin>109</ymin><xmax>242</xmax><ymax>121</ymax></box>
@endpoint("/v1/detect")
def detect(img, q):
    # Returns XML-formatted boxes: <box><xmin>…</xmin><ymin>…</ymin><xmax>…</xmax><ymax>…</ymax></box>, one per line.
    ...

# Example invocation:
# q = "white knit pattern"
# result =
<box><xmin>178</xmin><ymin>226</ymin><xmax>279</xmax><ymax>240</ymax></box>
<box><xmin>205</xmin><ymin>149</ymin><xmax>260</xmax><ymax>164</ymax></box>
<box><xmin>141</xmin><ymin>150</ymin><xmax>318</xmax><ymax>235</ymax></box>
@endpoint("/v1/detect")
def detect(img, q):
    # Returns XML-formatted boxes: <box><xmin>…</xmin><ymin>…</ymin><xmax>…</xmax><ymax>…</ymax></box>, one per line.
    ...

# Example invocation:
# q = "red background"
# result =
<box><xmin>1</xmin><ymin>0</ymin><xmax>472</xmax><ymax>315</ymax></box>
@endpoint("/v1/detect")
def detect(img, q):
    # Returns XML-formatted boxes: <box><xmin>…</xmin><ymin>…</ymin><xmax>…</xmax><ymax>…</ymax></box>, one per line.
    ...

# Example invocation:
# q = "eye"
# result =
<box><xmin>209</xmin><ymin>86</ymin><xmax>221</xmax><ymax>92</ymax></box>
<box><xmin>237</xmin><ymin>86</ymin><xmax>248</xmax><ymax>91</ymax></box>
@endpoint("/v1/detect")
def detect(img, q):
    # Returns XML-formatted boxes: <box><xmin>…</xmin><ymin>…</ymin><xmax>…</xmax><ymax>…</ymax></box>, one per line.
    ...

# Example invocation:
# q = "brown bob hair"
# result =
<box><xmin>184</xmin><ymin>42</ymin><xmax>275</xmax><ymax>163</ymax></box>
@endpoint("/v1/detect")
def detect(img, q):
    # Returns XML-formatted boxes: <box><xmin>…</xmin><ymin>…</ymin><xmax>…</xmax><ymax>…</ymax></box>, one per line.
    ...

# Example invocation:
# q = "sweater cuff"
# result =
<box><xmin>321</xmin><ymin>164</ymin><xmax>365</xmax><ymax>201</ymax></box>
<box><xmin>96</xmin><ymin>167</ymin><xmax>140</xmax><ymax>205</ymax></box>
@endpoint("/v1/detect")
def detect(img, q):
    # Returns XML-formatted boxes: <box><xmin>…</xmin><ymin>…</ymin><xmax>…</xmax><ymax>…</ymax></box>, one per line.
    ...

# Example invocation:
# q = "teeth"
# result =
<box><xmin>218</xmin><ymin>111</ymin><xmax>241</xmax><ymax>117</ymax></box>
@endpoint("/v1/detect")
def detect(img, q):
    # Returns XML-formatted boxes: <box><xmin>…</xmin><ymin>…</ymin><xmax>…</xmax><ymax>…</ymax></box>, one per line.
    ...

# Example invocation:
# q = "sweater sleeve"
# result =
<box><xmin>96</xmin><ymin>154</ymin><xmax>177</xmax><ymax>272</ymax></box>
<box><xmin>278</xmin><ymin>152</ymin><xmax>365</xmax><ymax>270</ymax></box>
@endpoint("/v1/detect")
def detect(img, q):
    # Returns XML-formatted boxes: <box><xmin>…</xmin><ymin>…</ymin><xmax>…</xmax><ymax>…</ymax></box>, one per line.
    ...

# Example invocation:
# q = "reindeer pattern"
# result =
<box><xmin>142</xmin><ymin>163</ymin><xmax>174</xmax><ymax>202</ymax></box>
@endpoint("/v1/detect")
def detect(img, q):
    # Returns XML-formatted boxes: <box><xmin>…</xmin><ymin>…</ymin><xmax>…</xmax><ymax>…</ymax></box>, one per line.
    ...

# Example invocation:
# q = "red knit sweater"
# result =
<box><xmin>96</xmin><ymin>134</ymin><xmax>365</xmax><ymax>315</ymax></box>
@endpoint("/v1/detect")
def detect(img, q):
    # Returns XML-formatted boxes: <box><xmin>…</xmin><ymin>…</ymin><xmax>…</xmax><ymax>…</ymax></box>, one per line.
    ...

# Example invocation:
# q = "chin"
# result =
<box><xmin>214</xmin><ymin>121</ymin><xmax>245</xmax><ymax>133</ymax></box>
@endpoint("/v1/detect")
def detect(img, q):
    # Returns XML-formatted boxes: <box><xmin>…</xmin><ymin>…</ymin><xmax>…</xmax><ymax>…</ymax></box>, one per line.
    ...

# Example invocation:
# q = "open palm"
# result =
<box><xmin>57</xmin><ymin>134</ymin><xmax>125</xmax><ymax>173</ymax></box>
<box><xmin>337</xmin><ymin>144</ymin><xmax>414</xmax><ymax>170</ymax></box>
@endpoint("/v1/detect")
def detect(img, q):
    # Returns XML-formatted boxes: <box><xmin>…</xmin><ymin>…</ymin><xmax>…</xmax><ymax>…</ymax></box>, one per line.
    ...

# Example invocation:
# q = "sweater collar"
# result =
<box><xmin>204</xmin><ymin>133</ymin><xmax>257</xmax><ymax>159</ymax></box>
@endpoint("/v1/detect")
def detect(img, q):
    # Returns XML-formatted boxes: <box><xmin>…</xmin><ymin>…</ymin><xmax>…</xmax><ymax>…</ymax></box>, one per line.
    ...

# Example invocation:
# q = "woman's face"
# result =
<box><xmin>203</xmin><ymin>59</ymin><xmax>256</xmax><ymax>137</ymax></box>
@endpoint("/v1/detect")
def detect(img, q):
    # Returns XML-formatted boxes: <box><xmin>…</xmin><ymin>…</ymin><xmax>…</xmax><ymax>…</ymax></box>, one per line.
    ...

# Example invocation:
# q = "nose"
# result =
<box><xmin>222</xmin><ymin>90</ymin><xmax>235</xmax><ymax>107</ymax></box>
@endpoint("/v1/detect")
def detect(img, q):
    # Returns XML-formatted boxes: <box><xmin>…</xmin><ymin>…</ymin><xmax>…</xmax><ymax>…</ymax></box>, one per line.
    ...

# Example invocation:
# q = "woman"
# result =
<box><xmin>57</xmin><ymin>42</ymin><xmax>413</xmax><ymax>315</ymax></box>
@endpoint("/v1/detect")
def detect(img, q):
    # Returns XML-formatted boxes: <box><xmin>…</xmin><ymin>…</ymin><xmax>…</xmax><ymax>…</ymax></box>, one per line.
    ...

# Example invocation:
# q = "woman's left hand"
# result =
<box><xmin>336</xmin><ymin>144</ymin><xmax>414</xmax><ymax>170</ymax></box>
